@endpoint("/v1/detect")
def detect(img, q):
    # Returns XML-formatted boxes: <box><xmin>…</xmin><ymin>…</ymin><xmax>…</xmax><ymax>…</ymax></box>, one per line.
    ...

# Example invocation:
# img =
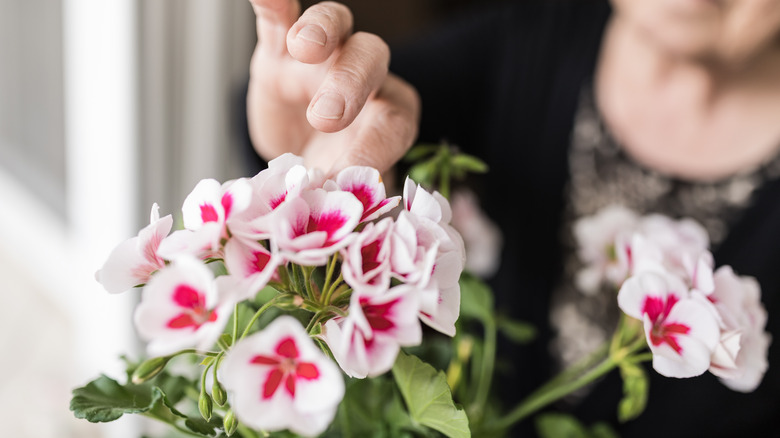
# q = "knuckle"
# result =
<box><xmin>354</xmin><ymin>32</ymin><xmax>390</xmax><ymax>63</ymax></box>
<box><xmin>331</xmin><ymin>64</ymin><xmax>371</xmax><ymax>92</ymax></box>
<box><xmin>380</xmin><ymin>106</ymin><xmax>418</xmax><ymax>148</ymax></box>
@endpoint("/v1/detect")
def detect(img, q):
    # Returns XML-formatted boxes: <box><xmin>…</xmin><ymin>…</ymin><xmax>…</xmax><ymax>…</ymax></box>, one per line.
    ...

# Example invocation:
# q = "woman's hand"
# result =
<box><xmin>246</xmin><ymin>0</ymin><xmax>420</xmax><ymax>176</ymax></box>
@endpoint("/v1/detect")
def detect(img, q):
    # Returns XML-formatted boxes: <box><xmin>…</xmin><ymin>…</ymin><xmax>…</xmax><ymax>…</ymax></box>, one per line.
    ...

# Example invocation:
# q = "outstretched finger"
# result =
<box><xmin>287</xmin><ymin>2</ymin><xmax>354</xmax><ymax>64</ymax></box>
<box><xmin>250</xmin><ymin>0</ymin><xmax>301</xmax><ymax>57</ymax></box>
<box><xmin>306</xmin><ymin>31</ymin><xmax>391</xmax><ymax>132</ymax></box>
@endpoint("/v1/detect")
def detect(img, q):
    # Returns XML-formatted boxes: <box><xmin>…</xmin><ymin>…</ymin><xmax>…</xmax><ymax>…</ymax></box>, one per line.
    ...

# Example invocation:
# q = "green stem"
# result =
<box><xmin>470</xmin><ymin>319</ymin><xmax>497</xmax><ymax>422</ymax></box>
<box><xmin>303</xmin><ymin>266</ymin><xmax>316</xmax><ymax>301</ymax></box>
<box><xmin>321</xmin><ymin>254</ymin><xmax>338</xmax><ymax>304</ymax></box>
<box><xmin>212</xmin><ymin>351</ymin><xmax>224</xmax><ymax>380</ymax></box>
<box><xmin>276</xmin><ymin>264</ymin><xmax>291</xmax><ymax>289</ymax></box>
<box><xmin>490</xmin><ymin>354</ymin><xmax>618</xmax><ymax>432</ymax></box>
<box><xmin>534</xmin><ymin>342</ymin><xmax>610</xmax><ymax>397</ymax></box>
<box><xmin>240</xmin><ymin>295</ymin><xmax>284</xmax><ymax>340</ymax></box>
<box><xmin>290</xmin><ymin>264</ymin><xmax>305</xmax><ymax>297</ymax></box>
<box><xmin>626</xmin><ymin>352</ymin><xmax>653</xmax><ymax>364</ymax></box>
<box><xmin>143</xmin><ymin>413</ymin><xmax>206</xmax><ymax>438</ymax></box>
<box><xmin>305</xmin><ymin>312</ymin><xmax>324</xmax><ymax>334</ymax></box>
<box><xmin>322</xmin><ymin>273</ymin><xmax>345</xmax><ymax>305</ymax></box>
<box><xmin>232</xmin><ymin>303</ymin><xmax>239</xmax><ymax>344</ymax></box>
<box><xmin>236</xmin><ymin>423</ymin><xmax>261</xmax><ymax>438</ymax></box>
<box><xmin>439</xmin><ymin>161</ymin><xmax>451</xmax><ymax>199</ymax></box>
<box><xmin>200</xmin><ymin>362</ymin><xmax>213</xmax><ymax>393</ymax></box>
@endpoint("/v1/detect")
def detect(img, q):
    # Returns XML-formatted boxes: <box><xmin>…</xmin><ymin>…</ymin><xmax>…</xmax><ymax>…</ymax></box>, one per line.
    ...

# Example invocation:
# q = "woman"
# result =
<box><xmin>243</xmin><ymin>0</ymin><xmax>780</xmax><ymax>435</ymax></box>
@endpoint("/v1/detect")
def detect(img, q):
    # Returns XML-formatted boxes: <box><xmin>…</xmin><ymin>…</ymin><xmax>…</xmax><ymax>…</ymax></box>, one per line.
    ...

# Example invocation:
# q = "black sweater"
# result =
<box><xmin>391</xmin><ymin>1</ymin><xmax>780</xmax><ymax>436</ymax></box>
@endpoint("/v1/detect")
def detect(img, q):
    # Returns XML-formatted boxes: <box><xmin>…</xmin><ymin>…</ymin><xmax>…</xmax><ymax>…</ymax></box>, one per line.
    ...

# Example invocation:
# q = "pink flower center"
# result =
<box><xmin>250</xmin><ymin>337</ymin><xmax>320</xmax><ymax>400</ymax></box>
<box><xmin>221</xmin><ymin>193</ymin><xmax>234</xmax><ymax>219</ymax></box>
<box><xmin>650</xmin><ymin>322</ymin><xmax>690</xmax><ymax>354</ymax></box>
<box><xmin>307</xmin><ymin>211</ymin><xmax>349</xmax><ymax>242</ymax></box>
<box><xmin>269</xmin><ymin>192</ymin><xmax>287</xmax><ymax>210</ymax></box>
<box><xmin>200</xmin><ymin>204</ymin><xmax>219</xmax><ymax>223</ymax></box>
<box><xmin>642</xmin><ymin>295</ymin><xmax>690</xmax><ymax>355</ymax></box>
<box><xmin>348</xmin><ymin>183</ymin><xmax>387</xmax><ymax>221</ymax></box>
<box><xmin>249</xmin><ymin>250</ymin><xmax>272</xmax><ymax>275</ymax></box>
<box><xmin>361</xmin><ymin>241</ymin><xmax>383</xmax><ymax>274</ymax></box>
<box><xmin>167</xmin><ymin>285</ymin><xmax>218</xmax><ymax>329</ymax></box>
<box><xmin>361</xmin><ymin>297</ymin><xmax>398</xmax><ymax>333</ymax></box>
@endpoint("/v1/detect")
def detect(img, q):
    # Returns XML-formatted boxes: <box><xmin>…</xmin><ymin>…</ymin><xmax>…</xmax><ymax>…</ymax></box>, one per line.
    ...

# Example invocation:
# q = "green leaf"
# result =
<box><xmin>458</xmin><ymin>274</ymin><xmax>494</xmax><ymax>324</ymax></box>
<box><xmin>590</xmin><ymin>422</ymin><xmax>620</xmax><ymax>438</ymax></box>
<box><xmin>535</xmin><ymin>413</ymin><xmax>589</xmax><ymax>438</ymax></box>
<box><xmin>617</xmin><ymin>361</ymin><xmax>649</xmax><ymax>422</ymax></box>
<box><xmin>211</xmin><ymin>260</ymin><xmax>228</xmax><ymax>277</ymax></box>
<box><xmin>185</xmin><ymin>416</ymin><xmax>223</xmax><ymax>436</ymax></box>
<box><xmin>404</xmin><ymin>144</ymin><xmax>440</xmax><ymax>162</ymax></box>
<box><xmin>70</xmin><ymin>374</ymin><xmax>166</xmax><ymax>423</ymax></box>
<box><xmin>392</xmin><ymin>351</ymin><xmax>470</xmax><ymax>438</ymax></box>
<box><xmin>496</xmin><ymin>316</ymin><xmax>537</xmax><ymax>345</ymax></box>
<box><xmin>450</xmin><ymin>154</ymin><xmax>488</xmax><ymax>174</ymax></box>
<box><xmin>328</xmin><ymin>377</ymin><xmax>415</xmax><ymax>438</ymax></box>
<box><xmin>153</xmin><ymin>369</ymin><xmax>191</xmax><ymax>407</ymax></box>
<box><xmin>408</xmin><ymin>161</ymin><xmax>438</xmax><ymax>188</ymax></box>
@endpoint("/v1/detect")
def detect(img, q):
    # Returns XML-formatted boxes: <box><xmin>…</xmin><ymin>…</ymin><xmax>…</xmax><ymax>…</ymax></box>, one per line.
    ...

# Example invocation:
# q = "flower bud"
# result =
<box><xmin>211</xmin><ymin>379</ymin><xmax>227</xmax><ymax>407</ymax></box>
<box><xmin>223</xmin><ymin>409</ymin><xmax>238</xmax><ymax>436</ymax></box>
<box><xmin>198</xmin><ymin>391</ymin><xmax>213</xmax><ymax>421</ymax></box>
<box><xmin>131</xmin><ymin>356</ymin><xmax>170</xmax><ymax>384</ymax></box>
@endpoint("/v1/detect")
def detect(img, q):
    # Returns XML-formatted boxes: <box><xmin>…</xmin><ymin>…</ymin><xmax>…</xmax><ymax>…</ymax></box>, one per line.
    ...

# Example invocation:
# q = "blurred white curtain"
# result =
<box><xmin>139</xmin><ymin>0</ymin><xmax>255</xmax><ymax>217</ymax></box>
<box><xmin>0</xmin><ymin>0</ymin><xmax>254</xmax><ymax>437</ymax></box>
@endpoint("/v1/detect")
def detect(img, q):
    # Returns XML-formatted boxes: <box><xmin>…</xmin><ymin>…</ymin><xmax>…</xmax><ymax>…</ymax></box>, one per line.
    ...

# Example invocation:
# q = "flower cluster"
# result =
<box><xmin>574</xmin><ymin>205</ymin><xmax>770</xmax><ymax>390</ymax></box>
<box><xmin>94</xmin><ymin>153</ymin><xmax>465</xmax><ymax>436</ymax></box>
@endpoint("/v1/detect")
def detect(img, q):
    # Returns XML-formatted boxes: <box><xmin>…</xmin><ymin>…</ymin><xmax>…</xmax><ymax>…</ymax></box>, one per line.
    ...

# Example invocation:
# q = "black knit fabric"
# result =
<box><xmin>390</xmin><ymin>1</ymin><xmax>780</xmax><ymax>436</ymax></box>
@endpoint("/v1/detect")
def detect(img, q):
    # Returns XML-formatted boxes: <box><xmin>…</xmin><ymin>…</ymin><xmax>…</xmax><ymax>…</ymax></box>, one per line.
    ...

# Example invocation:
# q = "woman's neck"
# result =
<box><xmin>595</xmin><ymin>16</ymin><xmax>780</xmax><ymax>181</ymax></box>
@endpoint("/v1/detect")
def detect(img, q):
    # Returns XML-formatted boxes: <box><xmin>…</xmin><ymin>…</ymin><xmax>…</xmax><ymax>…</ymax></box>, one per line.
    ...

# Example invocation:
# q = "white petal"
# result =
<box><xmin>419</xmin><ymin>283</ymin><xmax>459</xmax><ymax>337</ymax></box>
<box><xmin>650</xmin><ymin>334</ymin><xmax>713</xmax><ymax>378</ymax></box>
<box><xmin>710</xmin><ymin>330</ymin><xmax>742</xmax><ymax>371</ymax></box>
<box><xmin>96</xmin><ymin>236</ymin><xmax>147</xmax><ymax>293</ymax></box>
<box><xmin>667</xmin><ymin>298</ymin><xmax>721</xmax><ymax>352</ymax></box>
<box><xmin>182</xmin><ymin>179</ymin><xmax>223</xmax><ymax>230</ymax></box>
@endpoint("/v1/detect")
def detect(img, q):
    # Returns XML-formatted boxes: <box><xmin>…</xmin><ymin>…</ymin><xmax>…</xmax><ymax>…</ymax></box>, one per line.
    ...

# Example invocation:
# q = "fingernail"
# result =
<box><xmin>297</xmin><ymin>25</ymin><xmax>327</xmax><ymax>46</ymax></box>
<box><xmin>312</xmin><ymin>93</ymin><xmax>345</xmax><ymax>120</ymax></box>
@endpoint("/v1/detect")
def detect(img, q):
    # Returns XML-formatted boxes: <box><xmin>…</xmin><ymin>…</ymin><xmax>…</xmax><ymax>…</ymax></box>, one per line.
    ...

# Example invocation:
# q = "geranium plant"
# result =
<box><xmin>71</xmin><ymin>147</ymin><xmax>770</xmax><ymax>438</ymax></box>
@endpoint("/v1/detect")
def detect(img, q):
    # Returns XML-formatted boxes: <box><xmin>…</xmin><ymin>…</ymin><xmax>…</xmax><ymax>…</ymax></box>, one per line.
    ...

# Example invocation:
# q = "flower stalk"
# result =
<box><xmin>485</xmin><ymin>317</ymin><xmax>648</xmax><ymax>434</ymax></box>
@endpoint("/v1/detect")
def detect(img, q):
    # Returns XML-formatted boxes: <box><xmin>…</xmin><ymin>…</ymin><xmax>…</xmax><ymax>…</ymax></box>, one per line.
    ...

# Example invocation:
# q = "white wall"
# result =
<box><xmin>0</xmin><ymin>0</ymin><xmax>255</xmax><ymax>436</ymax></box>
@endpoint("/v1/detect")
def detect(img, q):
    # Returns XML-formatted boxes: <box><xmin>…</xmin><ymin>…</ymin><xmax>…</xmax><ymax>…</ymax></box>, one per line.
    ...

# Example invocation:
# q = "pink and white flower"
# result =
<box><xmin>268</xmin><ymin>189</ymin><xmax>362</xmax><ymax>266</ymax></box>
<box><xmin>707</xmin><ymin>266</ymin><xmax>771</xmax><ymax>392</ymax></box>
<box><xmin>635</xmin><ymin>215</ymin><xmax>714</xmax><ymax>294</ymax></box>
<box><xmin>573</xmin><ymin>204</ymin><xmax>638</xmax><ymax>293</ymax></box>
<box><xmin>220</xmin><ymin>316</ymin><xmax>344</xmax><ymax>437</ymax></box>
<box><xmin>134</xmin><ymin>256</ymin><xmax>234</xmax><ymax>356</ymax></box>
<box><xmin>324</xmin><ymin>166</ymin><xmax>400</xmax><ymax>222</ymax></box>
<box><xmin>618</xmin><ymin>271</ymin><xmax>720</xmax><ymax>378</ymax></box>
<box><xmin>341</xmin><ymin>218</ymin><xmax>394</xmax><ymax>294</ymax></box>
<box><xmin>250</xmin><ymin>154</ymin><xmax>309</xmax><ymax>213</ymax></box>
<box><xmin>156</xmin><ymin>225</ymin><xmax>224</xmax><ymax>261</ymax></box>
<box><xmin>421</xmin><ymin>250</ymin><xmax>463</xmax><ymax>337</ymax></box>
<box><xmin>403</xmin><ymin>177</ymin><xmax>446</xmax><ymax>223</ymax></box>
<box><xmin>183</xmin><ymin>178</ymin><xmax>252</xmax><ymax>231</ymax></box>
<box><xmin>96</xmin><ymin>203</ymin><xmax>172</xmax><ymax>294</ymax></box>
<box><xmin>323</xmin><ymin>286</ymin><xmax>421</xmax><ymax>378</ymax></box>
<box><xmin>223</xmin><ymin>238</ymin><xmax>282</xmax><ymax>301</ymax></box>
<box><xmin>159</xmin><ymin>178</ymin><xmax>252</xmax><ymax>261</ymax></box>
<box><xmin>391</xmin><ymin>179</ymin><xmax>465</xmax><ymax>336</ymax></box>
<box><xmin>389</xmin><ymin>210</ymin><xmax>438</xmax><ymax>287</ymax></box>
